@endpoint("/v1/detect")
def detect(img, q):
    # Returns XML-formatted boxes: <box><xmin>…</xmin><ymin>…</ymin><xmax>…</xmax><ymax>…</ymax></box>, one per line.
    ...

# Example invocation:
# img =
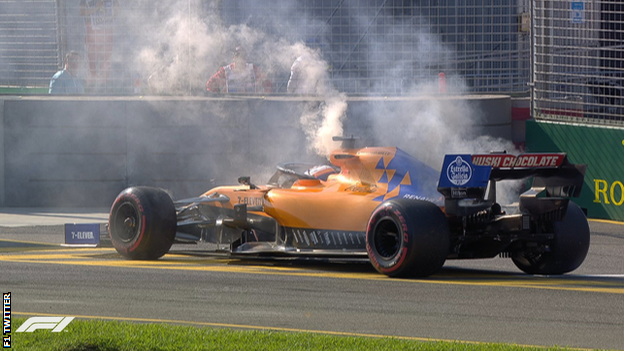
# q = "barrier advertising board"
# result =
<box><xmin>526</xmin><ymin>120</ymin><xmax>624</xmax><ymax>221</ymax></box>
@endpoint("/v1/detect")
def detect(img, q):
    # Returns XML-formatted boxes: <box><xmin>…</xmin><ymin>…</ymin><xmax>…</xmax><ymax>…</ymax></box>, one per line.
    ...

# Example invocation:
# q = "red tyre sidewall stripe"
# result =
<box><xmin>381</xmin><ymin>208</ymin><xmax>409</xmax><ymax>273</ymax></box>
<box><xmin>109</xmin><ymin>194</ymin><xmax>126</xmax><ymax>252</ymax></box>
<box><xmin>109</xmin><ymin>191</ymin><xmax>146</xmax><ymax>255</ymax></box>
<box><xmin>366</xmin><ymin>204</ymin><xmax>389</xmax><ymax>270</ymax></box>
<box><xmin>367</xmin><ymin>203</ymin><xmax>410</xmax><ymax>274</ymax></box>
<box><xmin>380</xmin><ymin>247</ymin><xmax>408</xmax><ymax>274</ymax></box>
<box><xmin>127</xmin><ymin>215</ymin><xmax>146</xmax><ymax>252</ymax></box>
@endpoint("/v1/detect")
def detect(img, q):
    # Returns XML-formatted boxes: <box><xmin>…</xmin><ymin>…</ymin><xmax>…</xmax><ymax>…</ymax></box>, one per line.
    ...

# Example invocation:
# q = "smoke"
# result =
<box><xmin>125</xmin><ymin>2</ymin><xmax>521</xmax><ymax>200</ymax></box>
<box><xmin>352</xmin><ymin>16</ymin><xmax>523</xmax><ymax>204</ymax></box>
<box><xmin>314</xmin><ymin>96</ymin><xmax>348</xmax><ymax>156</ymax></box>
<box><xmin>287</xmin><ymin>41</ymin><xmax>349</xmax><ymax>157</ymax></box>
<box><xmin>2</xmin><ymin>1</ymin><xmax>526</xmax><ymax>205</ymax></box>
<box><xmin>126</xmin><ymin>3</ymin><xmax>518</xmax><ymax>161</ymax></box>
<box><xmin>299</xmin><ymin>94</ymin><xmax>348</xmax><ymax>157</ymax></box>
<box><xmin>128</xmin><ymin>6</ymin><xmax>349</xmax><ymax>158</ymax></box>
<box><xmin>124</xmin><ymin>2</ymin><xmax>333</xmax><ymax>96</ymax></box>
<box><xmin>127</xmin><ymin>6</ymin><xmax>266</xmax><ymax>94</ymax></box>
<box><xmin>364</xmin><ymin>88</ymin><xmax>522</xmax><ymax>203</ymax></box>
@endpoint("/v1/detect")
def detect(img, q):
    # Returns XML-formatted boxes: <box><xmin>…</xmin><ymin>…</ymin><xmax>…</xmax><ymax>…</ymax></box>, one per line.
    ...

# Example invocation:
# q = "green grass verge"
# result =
<box><xmin>10</xmin><ymin>318</ymin><xmax>583</xmax><ymax>351</ymax></box>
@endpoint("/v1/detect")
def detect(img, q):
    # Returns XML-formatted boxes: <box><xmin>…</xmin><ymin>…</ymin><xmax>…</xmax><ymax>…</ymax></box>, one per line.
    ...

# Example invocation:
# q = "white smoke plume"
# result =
<box><xmin>2</xmin><ymin>1</ymin><xmax>529</xmax><ymax>206</ymax></box>
<box><xmin>117</xmin><ymin>2</ymin><xmax>522</xmax><ymax>201</ymax></box>
<box><xmin>126</xmin><ymin>3</ymin><xmax>519</xmax><ymax>165</ymax></box>
<box><xmin>314</xmin><ymin>95</ymin><xmax>348</xmax><ymax>156</ymax></box>
<box><xmin>127</xmin><ymin>7</ymin><xmax>270</xmax><ymax>94</ymax></box>
<box><xmin>299</xmin><ymin>94</ymin><xmax>348</xmax><ymax>157</ymax></box>
<box><xmin>366</xmin><ymin>86</ymin><xmax>522</xmax><ymax>204</ymax></box>
<box><xmin>357</xmin><ymin>18</ymin><xmax>523</xmax><ymax>204</ymax></box>
<box><xmin>287</xmin><ymin>42</ymin><xmax>349</xmax><ymax>157</ymax></box>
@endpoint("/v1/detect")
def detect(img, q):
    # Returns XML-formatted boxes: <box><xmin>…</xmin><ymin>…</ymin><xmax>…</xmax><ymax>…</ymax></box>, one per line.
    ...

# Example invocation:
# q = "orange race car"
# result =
<box><xmin>108</xmin><ymin>137</ymin><xmax>590</xmax><ymax>278</ymax></box>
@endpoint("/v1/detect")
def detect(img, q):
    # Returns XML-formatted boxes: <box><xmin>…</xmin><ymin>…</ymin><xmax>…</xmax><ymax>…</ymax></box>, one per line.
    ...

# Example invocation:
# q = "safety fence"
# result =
<box><xmin>532</xmin><ymin>0</ymin><xmax>624</xmax><ymax>125</ymax></box>
<box><xmin>1</xmin><ymin>0</ymin><xmax>531</xmax><ymax>95</ymax></box>
<box><xmin>0</xmin><ymin>0</ymin><xmax>60</xmax><ymax>93</ymax></box>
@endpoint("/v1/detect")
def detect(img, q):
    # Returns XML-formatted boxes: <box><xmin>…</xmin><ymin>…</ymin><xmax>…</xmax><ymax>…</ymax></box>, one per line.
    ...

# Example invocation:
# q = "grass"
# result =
<box><xmin>8</xmin><ymin>318</ymin><xmax>589</xmax><ymax>351</ymax></box>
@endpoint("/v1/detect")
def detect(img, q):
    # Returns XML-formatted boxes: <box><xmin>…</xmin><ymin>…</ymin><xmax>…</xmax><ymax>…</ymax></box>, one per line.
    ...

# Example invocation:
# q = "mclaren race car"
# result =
<box><xmin>108</xmin><ymin>137</ymin><xmax>590</xmax><ymax>278</ymax></box>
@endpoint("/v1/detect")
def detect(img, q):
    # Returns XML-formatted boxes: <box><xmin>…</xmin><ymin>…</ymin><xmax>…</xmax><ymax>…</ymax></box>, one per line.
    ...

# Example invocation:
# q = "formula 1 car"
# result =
<box><xmin>108</xmin><ymin>137</ymin><xmax>590</xmax><ymax>277</ymax></box>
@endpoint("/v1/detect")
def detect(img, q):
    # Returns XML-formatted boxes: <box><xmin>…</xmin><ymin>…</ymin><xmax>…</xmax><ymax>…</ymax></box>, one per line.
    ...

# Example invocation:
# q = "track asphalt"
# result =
<box><xmin>0</xmin><ymin>208</ymin><xmax>109</xmax><ymax>227</ymax></box>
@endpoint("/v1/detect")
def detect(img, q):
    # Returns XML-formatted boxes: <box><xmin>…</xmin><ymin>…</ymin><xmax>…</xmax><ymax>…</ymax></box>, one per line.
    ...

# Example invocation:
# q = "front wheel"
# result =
<box><xmin>109</xmin><ymin>187</ymin><xmax>176</xmax><ymax>260</ymax></box>
<box><xmin>512</xmin><ymin>202</ymin><xmax>590</xmax><ymax>275</ymax></box>
<box><xmin>366</xmin><ymin>199</ymin><xmax>450</xmax><ymax>278</ymax></box>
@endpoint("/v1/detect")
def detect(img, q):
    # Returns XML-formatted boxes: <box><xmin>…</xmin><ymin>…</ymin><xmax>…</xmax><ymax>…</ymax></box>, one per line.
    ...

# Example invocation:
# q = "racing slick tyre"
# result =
<box><xmin>512</xmin><ymin>202</ymin><xmax>590</xmax><ymax>275</ymax></box>
<box><xmin>366</xmin><ymin>199</ymin><xmax>450</xmax><ymax>278</ymax></box>
<box><xmin>109</xmin><ymin>187</ymin><xmax>176</xmax><ymax>260</ymax></box>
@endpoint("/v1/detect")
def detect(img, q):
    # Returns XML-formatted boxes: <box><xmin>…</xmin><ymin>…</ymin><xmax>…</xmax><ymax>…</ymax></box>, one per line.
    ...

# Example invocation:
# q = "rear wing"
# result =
<box><xmin>437</xmin><ymin>153</ymin><xmax>587</xmax><ymax>217</ymax></box>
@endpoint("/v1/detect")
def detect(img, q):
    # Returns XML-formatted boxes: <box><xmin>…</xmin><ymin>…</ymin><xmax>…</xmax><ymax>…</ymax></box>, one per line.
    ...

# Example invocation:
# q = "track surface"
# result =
<box><xmin>1</xmin><ymin>220</ymin><xmax>623</xmax><ymax>350</ymax></box>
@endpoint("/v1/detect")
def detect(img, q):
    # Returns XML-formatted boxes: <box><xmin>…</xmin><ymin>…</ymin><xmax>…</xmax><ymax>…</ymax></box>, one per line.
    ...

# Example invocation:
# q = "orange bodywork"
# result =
<box><xmin>199</xmin><ymin>146</ymin><xmax>441</xmax><ymax>233</ymax></box>
<box><xmin>264</xmin><ymin>181</ymin><xmax>381</xmax><ymax>231</ymax></box>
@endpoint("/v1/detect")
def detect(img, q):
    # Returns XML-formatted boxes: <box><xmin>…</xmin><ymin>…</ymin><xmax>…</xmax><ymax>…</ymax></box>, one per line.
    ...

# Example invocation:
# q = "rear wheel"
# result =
<box><xmin>512</xmin><ymin>202</ymin><xmax>590</xmax><ymax>275</ymax></box>
<box><xmin>109</xmin><ymin>187</ymin><xmax>176</xmax><ymax>260</ymax></box>
<box><xmin>366</xmin><ymin>199</ymin><xmax>449</xmax><ymax>278</ymax></box>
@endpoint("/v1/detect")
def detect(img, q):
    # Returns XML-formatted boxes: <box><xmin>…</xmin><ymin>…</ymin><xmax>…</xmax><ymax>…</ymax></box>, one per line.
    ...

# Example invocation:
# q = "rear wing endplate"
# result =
<box><xmin>437</xmin><ymin>153</ymin><xmax>587</xmax><ymax>217</ymax></box>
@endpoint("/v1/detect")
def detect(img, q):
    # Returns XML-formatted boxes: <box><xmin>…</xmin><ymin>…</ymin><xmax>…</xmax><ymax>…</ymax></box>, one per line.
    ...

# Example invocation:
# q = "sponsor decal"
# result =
<box><xmin>65</xmin><ymin>223</ymin><xmax>100</xmax><ymax>245</ymax></box>
<box><xmin>471</xmin><ymin>153</ymin><xmax>565</xmax><ymax>168</ymax></box>
<box><xmin>447</xmin><ymin>156</ymin><xmax>472</xmax><ymax>186</ymax></box>
<box><xmin>514</xmin><ymin>154</ymin><xmax>563</xmax><ymax>168</ymax></box>
<box><xmin>129</xmin><ymin>193</ymin><xmax>144</xmax><ymax>212</ymax></box>
<box><xmin>3</xmin><ymin>293</ymin><xmax>9</xmax><ymax>348</ymax></box>
<box><xmin>237</xmin><ymin>197</ymin><xmax>263</xmax><ymax>206</ymax></box>
<box><xmin>439</xmin><ymin>154</ymin><xmax>490</xmax><ymax>190</ymax></box>
<box><xmin>15</xmin><ymin>317</ymin><xmax>74</xmax><ymax>333</ymax></box>
<box><xmin>402</xmin><ymin>194</ymin><xmax>438</xmax><ymax>202</ymax></box>
<box><xmin>471</xmin><ymin>154</ymin><xmax>517</xmax><ymax>168</ymax></box>
<box><xmin>594</xmin><ymin>179</ymin><xmax>624</xmax><ymax>206</ymax></box>
<box><xmin>451</xmin><ymin>188</ymin><xmax>467</xmax><ymax>198</ymax></box>
<box><xmin>359</xmin><ymin>150</ymin><xmax>391</xmax><ymax>156</ymax></box>
<box><xmin>344</xmin><ymin>184</ymin><xmax>377</xmax><ymax>193</ymax></box>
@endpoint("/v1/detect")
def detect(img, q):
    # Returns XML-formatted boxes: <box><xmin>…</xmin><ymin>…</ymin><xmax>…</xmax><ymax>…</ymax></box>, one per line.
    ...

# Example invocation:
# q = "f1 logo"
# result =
<box><xmin>15</xmin><ymin>317</ymin><xmax>75</xmax><ymax>332</ymax></box>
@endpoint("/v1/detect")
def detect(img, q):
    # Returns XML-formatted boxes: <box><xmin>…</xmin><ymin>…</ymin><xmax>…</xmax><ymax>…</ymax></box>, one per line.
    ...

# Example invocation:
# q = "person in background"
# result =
<box><xmin>206</xmin><ymin>46</ymin><xmax>273</xmax><ymax>93</ymax></box>
<box><xmin>80</xmin><ymin>0</ymin><xmax>118</xmax><ymax>90</ymax></box>
<box><xmin>287</xmin><ymin>54</ymin><xmax>329</xmax><ymax>94</ymax></box>
<box><xmin>49</xmin><ymin>51</ymin><xmax>85</xmax><ymax>94</ymax></box>
<box><xmin>147</xmin><ymin>43</ymin><xmax>183</xmax><ymax>95</ymax></box>
<box><xmin>287</xmin><ymin>39</ymin><xmax>330</xmax><ymax>94</ymax></box>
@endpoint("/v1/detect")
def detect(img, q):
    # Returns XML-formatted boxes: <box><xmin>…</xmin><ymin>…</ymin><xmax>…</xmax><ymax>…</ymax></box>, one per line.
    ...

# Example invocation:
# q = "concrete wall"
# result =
<box><xmin>0</xmin><ymin>95</ymin><xmax>511</xmax><ymax>207</ymax></box>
